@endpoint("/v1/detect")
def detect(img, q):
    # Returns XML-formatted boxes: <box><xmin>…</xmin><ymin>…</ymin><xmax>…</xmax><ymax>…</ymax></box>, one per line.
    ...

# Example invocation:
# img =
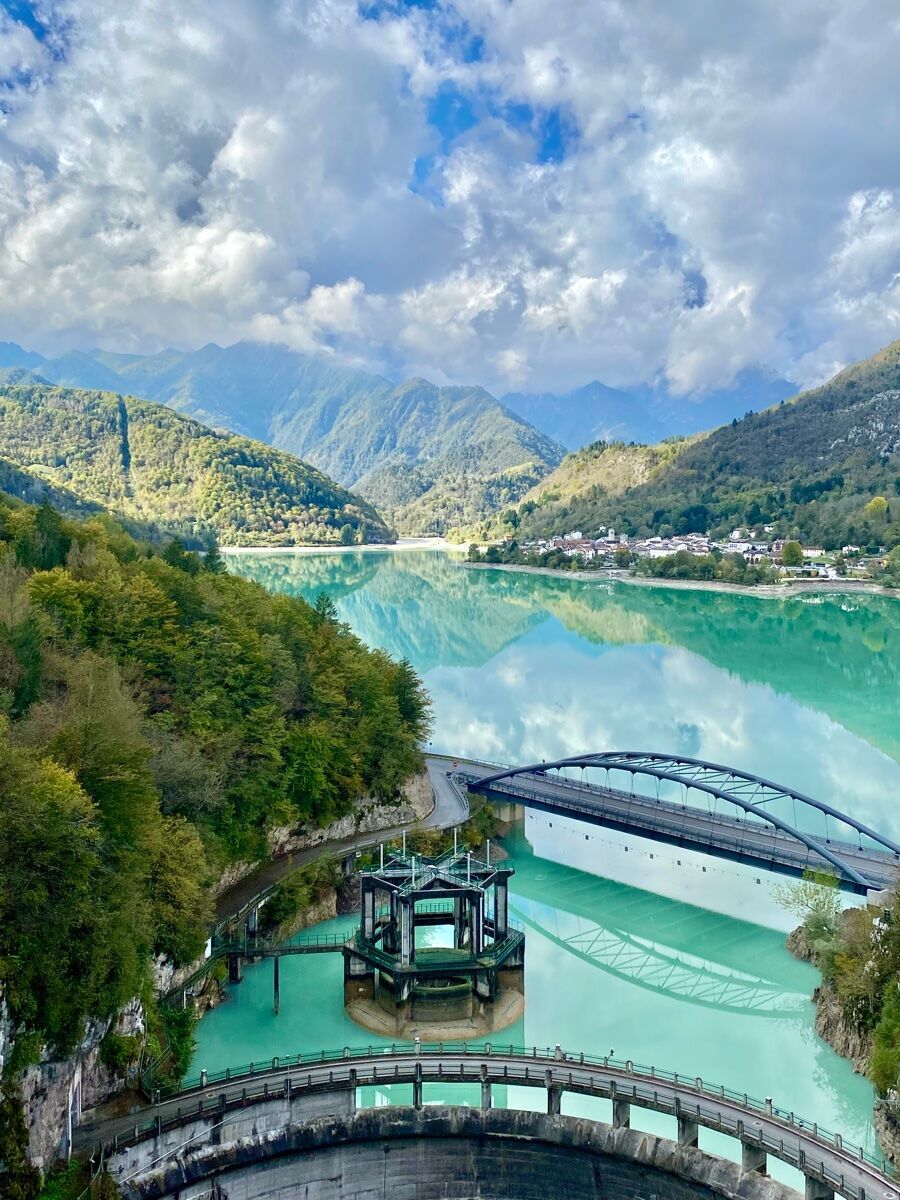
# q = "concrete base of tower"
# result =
<box><xmin>345</xmin><ymin>985</ymin><xmax>525</xmax><ymax>1041</ymax></box>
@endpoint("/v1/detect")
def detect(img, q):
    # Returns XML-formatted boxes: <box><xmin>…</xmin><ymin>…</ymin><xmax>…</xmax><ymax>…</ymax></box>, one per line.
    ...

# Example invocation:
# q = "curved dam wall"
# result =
<box><xmin>118</xmin><ymin>1107</ymin><xmax>800</xmax><ymax>1200</ymax></box>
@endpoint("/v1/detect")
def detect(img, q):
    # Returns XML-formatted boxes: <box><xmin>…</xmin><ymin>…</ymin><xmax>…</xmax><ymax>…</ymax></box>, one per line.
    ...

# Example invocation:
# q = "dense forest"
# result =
<box><xmin>0</xmin><ymin>492</ymin><xmax>429</xmax><ymax>1068</ymax></box>
<box><xmin>489</xmin><ymin>338</ymin><xmax>900</xmax><ymax>552</ymax></box>
<box><xmin>0</xmin><ymin>381</ymin><xmax>392</xmax><ymax>547</ymax></box>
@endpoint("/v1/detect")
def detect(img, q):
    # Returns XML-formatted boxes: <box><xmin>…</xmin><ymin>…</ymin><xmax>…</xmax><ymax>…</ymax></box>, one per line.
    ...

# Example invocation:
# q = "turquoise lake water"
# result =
<box><xmin>192</xmin><ymin>549</ymin><xmax>900</xmax><ymax>1181</ymax></box>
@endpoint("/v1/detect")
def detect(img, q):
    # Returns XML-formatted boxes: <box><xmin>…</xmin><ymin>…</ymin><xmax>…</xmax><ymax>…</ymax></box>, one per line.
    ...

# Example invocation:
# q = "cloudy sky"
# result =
<box><xmin>1</xmin><ymin>0</ymin><xmax>899</xmax><ymax>395</ymax></box>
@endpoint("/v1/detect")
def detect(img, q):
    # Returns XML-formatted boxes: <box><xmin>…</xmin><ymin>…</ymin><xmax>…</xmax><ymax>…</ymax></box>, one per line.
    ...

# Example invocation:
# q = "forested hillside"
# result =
<box><xmin>494</xmin><ymin>339</ymin><xmax>900</xmax><ymax>550</ymax></box>
<box><xmin>0</xmin><ymin>493</ymin><xmax>429</xmax><ymax>1067</ymax></box>
<box><xmin>487</xmin><ymin>436</ymin><xmax>700</xmax><ymax>540</ymax></box>
<box><xmin>0</xmin><ymin>381</ymin><xmax>392</xmax><ymax>546</ymax></box>
<box><xmin>1</xmin><ymin>342</ymin><xmax>565</xmax><ymax>535</ymax></box>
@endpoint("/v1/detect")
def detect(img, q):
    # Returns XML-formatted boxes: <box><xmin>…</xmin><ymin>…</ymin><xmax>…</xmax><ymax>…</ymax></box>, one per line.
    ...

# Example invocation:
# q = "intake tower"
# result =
<box><xmin>342</xmin><ymin>845</ymin><xmax>525</xmax><ymax>1039</ymax></box>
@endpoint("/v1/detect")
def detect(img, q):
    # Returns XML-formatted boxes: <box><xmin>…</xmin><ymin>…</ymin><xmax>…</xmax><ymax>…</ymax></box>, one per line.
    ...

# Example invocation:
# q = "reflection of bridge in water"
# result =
<box><xmin>510</xmin><ymin>897</ymin><xmax>809</xmax><ymax>1018</ymax></box>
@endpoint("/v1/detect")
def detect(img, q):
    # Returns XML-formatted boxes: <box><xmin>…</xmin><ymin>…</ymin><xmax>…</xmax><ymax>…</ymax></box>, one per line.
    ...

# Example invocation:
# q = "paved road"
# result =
<box><xmin>214</xmin><ymin>758</ymin><xmax>468</xmax><ymax>922</ymax></box>
<box><xmin>451</xmin><ymin>760</ymin><xmax>898</xmax><ymax>892</ymax></box>
<box><xmin>77</xmin><ymin>1048</ymin><xmax>896</xmax><ymax>1200</ymax></box>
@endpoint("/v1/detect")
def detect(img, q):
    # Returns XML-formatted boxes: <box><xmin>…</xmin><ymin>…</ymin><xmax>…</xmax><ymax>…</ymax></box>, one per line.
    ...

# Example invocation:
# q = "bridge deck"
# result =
<box><xmin>452</xmin><ymin>762</ymin><xmax>898</xmax><ymax>892</ymax></box>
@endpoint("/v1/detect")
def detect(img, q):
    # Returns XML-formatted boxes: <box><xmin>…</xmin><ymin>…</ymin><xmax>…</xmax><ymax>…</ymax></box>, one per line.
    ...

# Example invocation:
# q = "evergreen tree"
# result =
<box><xmin>313</xmin><ymin>591</ymin><xmax>339</xmax><ymax>624</ymax></box>
<box><xmin>162</xmin><ymin>536</ymin><xmax>200</xmax><ymax>575</ymax></box>
<box><xmin>202</xmin><ymin>539</ymin><xmax>227</xmax><ymax>574</ymax></box>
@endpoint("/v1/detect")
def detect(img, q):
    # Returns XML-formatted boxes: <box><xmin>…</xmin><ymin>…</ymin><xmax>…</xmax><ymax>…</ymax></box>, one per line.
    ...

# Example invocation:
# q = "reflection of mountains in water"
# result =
<box><xmin>226</xmin><ymin>551</ymin><xmax>381</xmax><ymax>605</ymax></box>
<box><xmin>230</xmin><ymin>553</ymin><xmax>900</xmax><ymax>761</ymax></box>
<box><xmin>507</xmin><ymin>840</ymin><xmax>811</xmax><ymax>1019</ymax></box>
<box><xmin>231</xmin><ymin>551</ymin><xmax>548</xmax><ymax>672</ymax></box>
<box><xmin>483</xmin><ymin>570</ymin><xmax>900</xmax><ymax>763</ymax></box>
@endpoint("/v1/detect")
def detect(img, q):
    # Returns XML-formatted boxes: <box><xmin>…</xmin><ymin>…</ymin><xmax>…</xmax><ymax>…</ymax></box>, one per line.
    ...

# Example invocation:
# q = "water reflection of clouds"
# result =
<box><xmin>427</xmin><ymin>627</ymin><xmax>900</xmax><ymax>839</ymax></box>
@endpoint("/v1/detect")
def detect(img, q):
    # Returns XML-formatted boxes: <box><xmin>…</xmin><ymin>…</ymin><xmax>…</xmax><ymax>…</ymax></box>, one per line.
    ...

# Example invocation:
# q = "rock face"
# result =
<box><xmin>16</xmin><ymin>1000</ymin><xmax>144</xmax><ymax>1173</ymax></box>
<box><xmin>874</xmin><ymin>1101</ymin><xmax>900</xmax><ymax>1164</ymax></box>
<box><xmin>267</xmin><ymin>771</ymin><xmax>433</xmax><ymax>858</ymax></box>
<box><xmin>811</xmin><ymin>982</ymin><xmax>872</xmax><ymax>1074</ymax></box>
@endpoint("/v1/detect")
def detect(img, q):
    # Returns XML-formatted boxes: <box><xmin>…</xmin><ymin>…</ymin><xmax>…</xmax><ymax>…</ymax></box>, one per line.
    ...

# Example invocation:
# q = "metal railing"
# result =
<box><xmin>103</xmin><ymin>1044</ymin><xmax>896</xmax><ymax>1199</ymax></box>
<box><xmin>463</xmin><ymin>772</ymin><xmax>895</xmax><ymax>891</ymax></box>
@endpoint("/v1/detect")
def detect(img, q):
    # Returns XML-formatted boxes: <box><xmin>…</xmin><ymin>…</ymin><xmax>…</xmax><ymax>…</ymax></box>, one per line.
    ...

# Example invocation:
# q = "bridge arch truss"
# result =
<box><xmin>473</xmin><ymin>751</ymin><xmax>900</xmax><ymax>893</ymax></box>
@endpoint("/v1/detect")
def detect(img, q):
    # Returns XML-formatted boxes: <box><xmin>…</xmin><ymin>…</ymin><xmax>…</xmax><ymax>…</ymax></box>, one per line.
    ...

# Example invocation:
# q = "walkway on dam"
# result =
<box><xmin>77</xmin><ymin>1046</ymin><xmax>897</xmax><ymax>1200</ymax></box>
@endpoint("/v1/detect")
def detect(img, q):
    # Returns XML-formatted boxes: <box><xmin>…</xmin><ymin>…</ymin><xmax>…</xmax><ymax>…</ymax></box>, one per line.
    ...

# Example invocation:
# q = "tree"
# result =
<box><xmin>467</xmin><ymin>543</ymin><xmax>482</xmax><ymax>562</ymax></box>
<box><xmin>870</xmin><ymin>986</ymin><xmax>900</xmax><ymax>1096</ymax></box>
<box><xmin>202</xmin><ymin>539</ymin><xmax>227</xmax><ymax>574</ymax></box>
<box><xmin>613</xmin><ymin>545</ymin><xmax>632</xmax><ymax>569</ymax></box>
<box><xmin>774</xmin><ymin>870</ymin><xmax>841</xmax><ymax>946</ymax></box>
<box><xmin>865</xmin><ymin>496</ymin><xmax>889</xmax><ymax>524</ymax></box>
<box><xmin>834</xmin><ymin>552</ymin><xmax>847</xmax><ymax>576</ymax></box>
<box><xmin>163</xmin><ymin>537</ymin><xmax>200</xmax><ymax>575</ymax></box>
<box><xmin>781</xmin><ymin>540</ymin><xmax>804</xmax><ymax>567</ymax></box>
<box><xmin>484</xmin><ymin>545</ymin><xmax>501</xmax><ymax>564</ymax></box>
<box><xmin>313</xmin><ymin>591</ymin><xmax>339</xmax><ymax>624</ymax></box>
<box><xmin>339</xmin><ymin>523</ymin><xmax>355</xmax><ymax>546</ymax></box>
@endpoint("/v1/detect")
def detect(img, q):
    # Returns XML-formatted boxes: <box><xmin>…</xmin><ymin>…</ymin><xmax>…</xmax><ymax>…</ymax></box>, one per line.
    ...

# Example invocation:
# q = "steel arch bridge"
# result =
<box><xmin>464</xmin><ymin>751</ymin><xmax>900</xmax><ymax>894</ymax></box>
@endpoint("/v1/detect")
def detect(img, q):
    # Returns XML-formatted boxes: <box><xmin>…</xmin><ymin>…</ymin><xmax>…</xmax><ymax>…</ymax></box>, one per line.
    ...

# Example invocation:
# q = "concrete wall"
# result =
<box><xmin>116</xmin><ymin>1106</ymin><xmax>801</xmax><ymax>1200</ymax></box>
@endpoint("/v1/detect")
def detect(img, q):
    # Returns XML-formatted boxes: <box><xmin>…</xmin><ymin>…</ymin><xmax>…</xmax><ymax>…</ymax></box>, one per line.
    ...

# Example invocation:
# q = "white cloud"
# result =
<box><xmin>0</xmin><ymin>0</ymin><xmax>898</xmax><ymax>393</ymax></box>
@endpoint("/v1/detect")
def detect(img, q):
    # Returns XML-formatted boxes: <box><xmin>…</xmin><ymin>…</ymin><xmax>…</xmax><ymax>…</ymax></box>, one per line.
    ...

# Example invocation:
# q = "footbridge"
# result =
<box><xmin>439</xmin><ymin>753</ymin><xmax>900</xmax><ymax>895</ymax></box>
<box><xmin>79</xmin><ymin>1045</ymin><xmax>897</xmax><ymax>1200</ymax></box>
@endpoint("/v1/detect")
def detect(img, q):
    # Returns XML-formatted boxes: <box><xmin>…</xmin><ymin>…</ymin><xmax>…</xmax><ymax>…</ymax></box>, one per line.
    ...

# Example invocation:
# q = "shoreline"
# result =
<box><xmin>461</xmin><ymin>559</ymin><xmax>898</xmax><ymax>601</ymax></box>
<box><xmin>221</xmin><ymin>537</ymin><xmax>466</xmax><ymax>556</ymax></box>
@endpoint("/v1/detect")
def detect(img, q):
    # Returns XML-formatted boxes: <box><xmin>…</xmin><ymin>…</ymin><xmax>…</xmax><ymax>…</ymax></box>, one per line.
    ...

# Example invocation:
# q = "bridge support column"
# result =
<box><xmin>454</xmin><ymin>896</ymin><xmax>466</xmax><ymax>948</ymax></box>
<box><xmin>481</xmin><ymin>1079</ymin><xmax>492</xmax><ymax>1111</ymax></box>
<box><xmin>741</xmin><ymin>1141</ymin><xmax>767</xmax><ymax>1175</ymax></box>
<box><xmin>247</xmin><ymin>905</ymin><xmax>259</xmax><ymax>939</ymax></box>
<box><xmin>349</xmin><ymin>1069</ymin><xmax>357</xmax><ymax>1115</ymax></box>
<box><xmin>677</xmin><ymin>1116</ymin><xmax>699</xmax><ymax>1148</ymax></box>
<box><xmin>228</xmin><ymin>953</ymin><xmax>243</xmax><ymax>984</ymax></box>
<box><xmin>212</xmin><ymin>1094</ymin><xmax>226</xmax><ymax>1145</ymax></box>
<box><xmin>273</xmin><ymin>954</ymin><xmax>280</xmax><ymax>1015</ymax></box>
<box><xmin>545</xmin><ymin>1071</ymin><xmax>562</xmax><ymax>1116</ymax></box>
<box><xmin>413</xmin><ymin>1063</ymin><xmax>423</xmax><ymax>1110</ymax></box>
<box><xmin>494</xmin><ymin>879</ymin><xmax>508</xmax><ymax>941</ymax></box>
<box><xmin>612</xmin><ymin>1098</ymin><xmax>631</xmax><ymax>1130</ymax></box>
<box><xmin>400</xmin><ymin>899</ymin><xmax>414</xmax><ymax>966</ymax></box>
<box><xmin>803</xmin><ymin>1178</ymin><xmax>834</xmax><ymax>1200</ymax></box>
<box><xmin>362</xmin><ymin>880</ymin><xmax>376</xmax><ymax>942</ymax></box>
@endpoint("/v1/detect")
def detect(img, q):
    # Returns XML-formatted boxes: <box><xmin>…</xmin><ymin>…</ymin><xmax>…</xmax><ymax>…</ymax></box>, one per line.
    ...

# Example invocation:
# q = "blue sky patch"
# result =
<box><xmin>2</xmin><ymin>0</ymin><xmax>47</xmax><ymax>40</ymax></box>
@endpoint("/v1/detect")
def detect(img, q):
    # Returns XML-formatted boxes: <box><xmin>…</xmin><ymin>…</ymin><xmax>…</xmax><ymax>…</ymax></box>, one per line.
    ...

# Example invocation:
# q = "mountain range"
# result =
<box><xmin>502</xmin><ymin>337</ymin><xmax>900</xmax><ymax>551</ymax></box>
<box><xmin>502</xmin><ymin>367</ymin><xmax>797</xmax><ymax>450</ymax></box>
<box><xmin>0</xmin><ymin>339</ymin><xmax>802</xmax><ymax>537</ymax></box>
<box><xmin>0</xmin><ymin>377</ymin><xmax>390</xmax><ymax>546</ymax></box>
<box><xmin>0</xmin><ymin>341</ymin><xmax>566</xmax><ymax>536</ymax></box>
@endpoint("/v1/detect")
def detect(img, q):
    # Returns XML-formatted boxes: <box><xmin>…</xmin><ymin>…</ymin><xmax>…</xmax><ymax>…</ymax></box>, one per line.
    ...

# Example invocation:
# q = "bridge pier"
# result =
<box><xmin>741</xmin><ymin>1140</ymin><xmax>767</xmax><ymax>1175</ymax></box>
<box><xmin>273</xmin><ymin>954</ymin><xmax>280</xmax><ymax>1015</ymax></box>
<box><xmin>803</xmin><ymin>1176</ymin><xmax>834</xmax><ymax>1200</ymax></box>
<box><xmin>677</xmin><ymin>1115</ymin><xmax>700</xmax><ymax>1148</ymax></box>
<box><xmin>481</xmin><ymin>1079</ymin><xmax>492</xmax><ymax>1111</ymax></box>
<box><xmin>228</xmin><ymin>953</ymin><xmax>243</xmax><ymax>984</ymax></box>
<box><xmin>546</xmin><ymin>1078</ymin><xmax>562</xmax><ymax>1116</ymax></box>
<box><xmin>804</xmin><ymin>1177</ymin><xmax>834</xmax><ymax>1200</ymax></box>
<box><xmin>413</xmin><ymin>1063</ymin><xmax>423</xmax><ymax>1110</ymax></box>
<box><xmin>612</xmin><ymin>1097</ymin><xmax>631</xmax><ymax>1130</ymax></box>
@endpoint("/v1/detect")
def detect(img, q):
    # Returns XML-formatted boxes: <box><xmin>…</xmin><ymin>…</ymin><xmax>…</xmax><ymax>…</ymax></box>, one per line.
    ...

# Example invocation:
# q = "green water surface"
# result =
<box><xmin>193</xmin><ymin>550</ymin><xmax>900</xmax><ymax>1174</ymax></box>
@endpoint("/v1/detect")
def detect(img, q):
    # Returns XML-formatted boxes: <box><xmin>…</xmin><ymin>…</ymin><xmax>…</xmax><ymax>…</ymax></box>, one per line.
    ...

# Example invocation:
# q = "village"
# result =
<box><xmin>513</xmin><ymin>527</ymin><xmax>888</xmax><ymax>579</ymax></box>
